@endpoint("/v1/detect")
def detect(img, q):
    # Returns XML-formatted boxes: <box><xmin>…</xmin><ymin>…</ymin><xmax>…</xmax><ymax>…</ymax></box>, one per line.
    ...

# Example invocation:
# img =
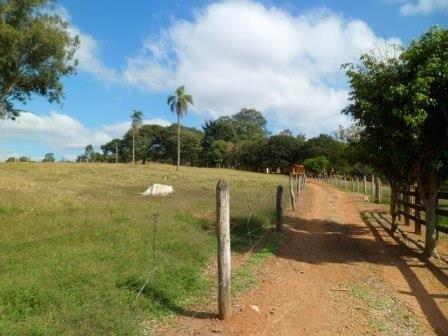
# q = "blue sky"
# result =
<box><xmin>0</xmin><ymin>0</ymin><xmax>446</xmax><ymax>161</ymax></box>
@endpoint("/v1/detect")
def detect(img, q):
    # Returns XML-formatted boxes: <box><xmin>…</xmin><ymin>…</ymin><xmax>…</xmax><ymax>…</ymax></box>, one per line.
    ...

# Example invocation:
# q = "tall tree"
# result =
<box><xmin>0</xmin><ymin>0</ymin><xmax>79</xmax><ymax>119</ymax></box>
<box><xmin>130</xmin><ymin>110</ymin><xmax>143</xmax><ymax>164</ymax></box>
<box><xmin>344</xmin><ymin>26</ymin><xmax>448</xmax><ymax>257</ymax></box>
<box><xmin>232</xmin><ymin>108</ymin><xmax>268</xmax><ymax>140</ymax></box>
<box><xmin>84</xmin><ymin>144</ymin><xmax>95</xmax><ymax>162</ymax></box>
<box><xmin>167</xmin><ymin>85</ymin><xmax>193</xmax><ymax>171</ymax></box>
<box><xmin>402</xmin><ymin>27</ymin><xmax>448</xmax><ymax>257</ymax></box>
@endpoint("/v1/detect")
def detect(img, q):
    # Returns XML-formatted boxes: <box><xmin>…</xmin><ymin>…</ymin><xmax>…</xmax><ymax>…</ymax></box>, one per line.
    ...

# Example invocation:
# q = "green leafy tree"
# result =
<box><xmin>202</xmin><ymin>116</ymin><xmax>236</xmax><ymax>152</ymax></box>
<box><xmin>163</xmin><ymin>124</ymin><xmax>202</xmax><ymax>166</ymax></box>
<box><xmin>84</xmin><ymin>144</ymin><xmax>95</xmax><ymax>162</ymax></box>
<box><xmin>0</xmin><ymin>0</ymin><xmax>79</xmax><ymax>119</ymax></box>
<box><xmin>237</xmin><ymin>139</ymin><xmax>267</xmax><ymax>170</ymax></box>
<box><xmin>101</xmin><ymin>138</ymin><xmax>122</xmax><ymax>163</ymax></box>
<box><xmin>130</xmin><ymin>110</ymin><xmax>143</xmax><ymax>164</ymax></box>
<box><xmin>208</xmin><ymin>140</ymin><xmax>236</xmax><ymax>168</ymax></box>
<box><xmin>167</xmin><ymin>85</ymin><xmax>193</xmax><ymax>171</ymax></box>
<box><xmin>401</xmin><ymin>27</ymin><xmax>448</xmax><ymax>257</ymax></box>
<box><xmin>5</xmin><ymin>157</ymin><xmax>16</xmax><ymax>162</ymax></box>
<box><xmin>303</xmin><ymin>156</ymin><xmax>330</xmax><ymax>175</ymax></box>
<box><xmin>303</xmin><ymin>134</ymin><xmax>348</xmax><ymax>173</ymax></box>
<box><xmin>279</xmin><ymin>129</ymin><xmax>293</xmax><ymax>137</ymax></box>
<box><xmin>18</xmin><ymin>156</ymin><xmax>29</xmax><ymax>162</ymax></box>
<box><xmin>262</xmin><ymin>134</ymin><xmax>303</xmax><ymax>168</ymax></box>
<box><xmin>42</xmin><ymin>153</ymin><xmax>55</xmax><ymax>162</ymax></box>
<box><xmin>232</xmin><ymin>108</ymin><xmax>268</xmax><ymax>140</ymax></box>
<box><xmin>344</xmin><ymin>26</ymin><xmax>448</xmax><ymax>257</ymax></box>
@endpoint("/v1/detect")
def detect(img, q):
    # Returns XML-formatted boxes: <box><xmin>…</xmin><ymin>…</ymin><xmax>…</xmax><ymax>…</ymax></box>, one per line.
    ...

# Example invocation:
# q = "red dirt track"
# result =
<box><xmin>158</xmin><ymin>180</ymin><xmax>448</xmax><ymax>335</ymax></box>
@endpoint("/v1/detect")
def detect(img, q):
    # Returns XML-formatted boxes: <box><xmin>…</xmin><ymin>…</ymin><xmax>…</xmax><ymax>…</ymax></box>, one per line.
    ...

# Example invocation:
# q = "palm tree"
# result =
<box><xmin>130</xmin><ymin>110</ymin><xmax>144</xmax><ymax>164</ymax></box>
<box><xmin>167</xmin><ymin>86</ymin><xmax>193</xmax><ymax>171</ymax></box>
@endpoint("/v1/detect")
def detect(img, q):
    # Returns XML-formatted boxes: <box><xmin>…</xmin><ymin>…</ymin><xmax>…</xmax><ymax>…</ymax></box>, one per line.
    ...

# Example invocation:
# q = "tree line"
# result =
<box><xmin>76</xmin><ymin>107</ymin><xmax>363</xmax><ymax>175</ymax></box>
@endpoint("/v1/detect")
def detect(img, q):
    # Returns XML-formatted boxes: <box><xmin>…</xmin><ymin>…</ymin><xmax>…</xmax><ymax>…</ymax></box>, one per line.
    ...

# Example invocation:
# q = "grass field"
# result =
<box><xmin>0</xmin><ymin>163</ymin><xmax>288</xmax><ymax>336</ymax></box>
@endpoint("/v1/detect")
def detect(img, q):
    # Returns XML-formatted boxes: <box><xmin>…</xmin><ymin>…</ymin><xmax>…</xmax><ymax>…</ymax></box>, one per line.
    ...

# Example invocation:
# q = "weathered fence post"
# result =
<box><xmin>216</xmin><ymin>179</ymin><xmax>231</xmax><ymax>320</ymax></box>
<box><xmin>414</xmin><ymin>186</ymin><xmax>422</xmax><ymax>235</ymax></box>
<box><xmin>297</xmin><ymin>175</ymin><xmax>302</xmax><ymax>196</ymax></box>
<box><xmin>276</xmin><ymin>185</ymin><xmax>283</xmax><ymax>232</ymax></box>
<box><xmin>344</xmin><ymin>176</ymin><xmax>347</xmax><ymax>190</ymax></box>
<box><xmin>356</xmin><ymin>177</ymin><xmax>360</xmax><ymax>192</ymax></box>
<box><xmin>363</xmin><ymin>176</ymin><xmax>367</xmax><ymax>195</ymax></box>
<box><xmin>374</xmin><ymin>177</ymin><xmax>381</xmax><ymax>204</ymax></box>
<box><xmin>351</xmin><ymin>177</ymin><xmax>354</xmax><ymax>191</ymax></box>
<box><xmin>371</xmin><ymin>174</ymin><xmax>375</xmax><ymax>199</ymax></box>
<box><xmin>289</xmin><ymin>174</ymin><xmax>295</xmax><ymax>211</ymax></box>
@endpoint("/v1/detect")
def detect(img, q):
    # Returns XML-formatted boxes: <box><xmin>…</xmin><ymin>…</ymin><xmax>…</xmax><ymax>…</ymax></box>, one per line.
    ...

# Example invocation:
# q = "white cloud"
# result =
<box><xmin>70</xmin><ymin>26</ymin><xmax>118</xmax><ymax>83</ymax></box>
<box><xmin>52</xmin><ymin>4</ymin><xmax>118</xmax><ymax>83</ymax></box>
<box><xmin>123</xmin><ymin>1</ymin><xmax>400</xmax><ymax>135</ymax></box>
<box><xmin>398</xmin><ymin>0</ymin><xmax>448</xmax><ymax>15</ymax></box>
<box><xmin>0</xmin><ymin>112</ymin><xmax>170</xmax><ymax>152</ymax></box>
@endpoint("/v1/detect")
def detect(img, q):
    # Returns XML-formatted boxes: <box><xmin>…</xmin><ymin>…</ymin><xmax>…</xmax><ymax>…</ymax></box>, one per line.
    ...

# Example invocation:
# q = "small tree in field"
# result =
<box><xmin>0</xmin><ymin>0</ymin><xmax>79</xmax><ymax>119</ymax></box>
<box><xmin>167</xmin><ymin>86</ymin><xmax>193</xmax><ymax>171</ymax></box>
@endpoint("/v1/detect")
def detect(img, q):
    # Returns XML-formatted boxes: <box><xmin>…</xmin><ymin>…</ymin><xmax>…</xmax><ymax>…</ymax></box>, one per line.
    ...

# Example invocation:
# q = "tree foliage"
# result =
<box><xmin>343</xmin><ymin>26</ymin><xmax>448</xmax><ymax>257</ymax></box>
<box><xmin>303</xmin><ymin>156</ymin><xmax>330</xmax><ymax>174</ymax></box>
<box><xmin>42</xmin><ymin>153</ymin><xmax>55</xmax><ymax>162</ymax></box>
<box><xmin>0</xmin><ymin>0</ymin><xmax>79</xmax><ymax>119</ymax></box>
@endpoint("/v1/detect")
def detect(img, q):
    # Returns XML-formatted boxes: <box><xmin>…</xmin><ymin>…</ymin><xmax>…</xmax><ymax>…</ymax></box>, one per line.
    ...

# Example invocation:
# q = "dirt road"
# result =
<box><xmin>158</xmin><ymin>180</ymin><xmax>448</xmax><ymax>336</ymax></box>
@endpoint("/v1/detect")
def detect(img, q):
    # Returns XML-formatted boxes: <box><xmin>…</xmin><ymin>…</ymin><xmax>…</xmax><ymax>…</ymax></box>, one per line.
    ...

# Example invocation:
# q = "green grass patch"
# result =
<box><xmin>0</xmin><ymin>163</ymin><xmax>288</xmax><ymax>335</ymax></box>
<box><xmin>233</xmin><ymin>233</ymin><xmax>281</xmax><ymax>292</ymax></box>
<box><xmin>349</xmin><ymin>278</ymin><xmax>421</xmax><ymax>336</ymax></box>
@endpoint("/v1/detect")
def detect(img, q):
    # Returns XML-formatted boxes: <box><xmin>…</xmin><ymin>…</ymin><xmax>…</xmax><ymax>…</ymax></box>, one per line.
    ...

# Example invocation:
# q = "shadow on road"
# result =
<box><xmin>277</xmin><ymin>211</ymin><xmax>448</xmax><ymax>335</ymax></box>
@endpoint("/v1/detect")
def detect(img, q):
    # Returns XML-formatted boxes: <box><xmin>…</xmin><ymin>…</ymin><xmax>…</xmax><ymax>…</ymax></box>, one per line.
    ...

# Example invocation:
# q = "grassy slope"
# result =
<box><xmin>0</xmin><ymin>163</ymin><xmax>288</xmax><ymax>336</ymax></box>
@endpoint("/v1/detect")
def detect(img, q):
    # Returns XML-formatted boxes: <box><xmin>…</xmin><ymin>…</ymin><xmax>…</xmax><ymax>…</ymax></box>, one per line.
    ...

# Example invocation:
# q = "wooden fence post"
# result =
<box><xmin>374</xmin><ymin>177</ymin><xmax>381</xmax><ymax>204</ymax></box>
<box><xmin>356</xmin><ymin>177</ymin><xmax>360</xmax><ymax>192</ymax></box>
<box><xmin>404</xmin><ymin>185</ymin><xmax>410</xmax><ymax>226</ymax></box>
<box><xmin>216</xmin><ymin>179</ymin><xmax>231</xmax><ymax>320</ymax></box>
<box><xmin>363</xmin><ymin>176</ymin><xmax>367</xmax><ymax>194</ymax></box>
<box><xmin>276</xmin><ymin>185</ymin><xmax>283</xmax><ymax>232</ymax></box>
<box><xmin>297</xmin><ymin>175</ymin><xmax>302</xmax><ymax>196</ymax></box>
<box><xmin>289</xmin><ymin>174</ymin><xmax>296</xmax><ymax>211</ymax></box>
<box><xmin>344</xmin><ymin>176</ymin><xmax>347</xmax><ymax>190</ymax></box>
<box><xmin>414</xmin><ymin>186</ymin><xmax>422</xmax><ymax>235</ymax></box>
<box><xmin>351</xmin><ymin>177</ymin><xmax>354</xmax><ymax>191</ymax></box>
<box><xmin>371</xmin><ymin>174</ymin><xmax>375</xmax><ymax>199</ymax></box>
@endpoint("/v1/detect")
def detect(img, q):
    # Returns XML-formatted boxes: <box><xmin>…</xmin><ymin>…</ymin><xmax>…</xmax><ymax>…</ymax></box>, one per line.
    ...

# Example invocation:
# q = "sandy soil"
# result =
<box><xmin>157</xmin><ymin>180</ymin><xmax>448</xmax><ymax>336</ymax></box>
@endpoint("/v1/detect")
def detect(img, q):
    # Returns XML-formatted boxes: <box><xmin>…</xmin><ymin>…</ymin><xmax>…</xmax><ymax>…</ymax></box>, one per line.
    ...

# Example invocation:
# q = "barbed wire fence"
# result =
<box><xmin>129</xmin><ymin>174</ymin><xmax>307</xmax><ymax>319</ymax></box>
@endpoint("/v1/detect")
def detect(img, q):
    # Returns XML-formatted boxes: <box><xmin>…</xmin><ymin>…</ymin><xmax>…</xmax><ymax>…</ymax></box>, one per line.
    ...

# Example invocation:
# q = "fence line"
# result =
<box><xmin>318</xmin><ymin>175</ymin><xmax>448</xmax><ymax>237</ymax></box>
<box><xmin>214</xmin><ymin>173</ymin><xmax>306</xmax><ymax>319</ymax></box>
<box><xmin>397</xmin><ymin>189</ymin><xmax>448</xmax><ymax>235</ymax></box>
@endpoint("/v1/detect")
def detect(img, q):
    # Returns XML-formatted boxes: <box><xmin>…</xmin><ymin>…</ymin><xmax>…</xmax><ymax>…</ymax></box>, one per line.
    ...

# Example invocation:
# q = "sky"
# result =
<box><xmin>0</xmin><ymin>0</ymin><xmax>446</xmax><ymax>161</ymax></box>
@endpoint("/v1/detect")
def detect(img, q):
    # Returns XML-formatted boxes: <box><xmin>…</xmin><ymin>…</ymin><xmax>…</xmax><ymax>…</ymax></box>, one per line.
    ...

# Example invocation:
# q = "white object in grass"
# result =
<box><xmin>141</xmin><ymin>184</ymin><xmax>174</xmax><ymax>196</ymax></box>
